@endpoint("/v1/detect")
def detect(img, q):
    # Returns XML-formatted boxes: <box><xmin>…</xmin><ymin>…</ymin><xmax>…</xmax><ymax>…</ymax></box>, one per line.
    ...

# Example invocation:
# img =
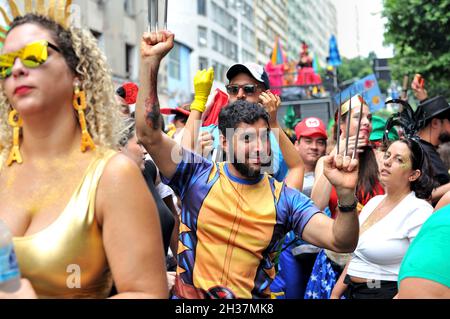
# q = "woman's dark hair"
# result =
<box><xmin>397</xmin><ymin>139</ymin><xmax>435</xmax><ymax>199</ymax></box>
<box><xmin>332</xmin><ymin>108</ymin><xmax>380</xmax><ymax>201</ymax></box>
<box><xmin>218</xmin><ymin>100</ymin><xmax>270</xmax><ymax>137</ymax></box>
<box><xmin>8</xmin><ymin>14</ymin><xmax>79</xmax><ymax>76</ymax></box>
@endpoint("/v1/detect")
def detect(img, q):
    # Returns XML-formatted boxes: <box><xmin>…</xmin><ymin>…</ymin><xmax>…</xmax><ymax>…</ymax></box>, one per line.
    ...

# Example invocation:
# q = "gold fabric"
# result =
<box><xmin>13</xmin><ymin>150</ymin><xmax>116</xmax><ymax>299</ymax></box>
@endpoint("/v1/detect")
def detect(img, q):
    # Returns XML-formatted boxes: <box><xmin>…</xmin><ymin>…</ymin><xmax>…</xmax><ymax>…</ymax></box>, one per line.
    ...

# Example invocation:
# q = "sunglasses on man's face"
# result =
<box><xmin>226</xmin><ymin>84</ymin><xmax>262</xmax><ymax>96</ymax></box>
<box><xmin>0</xmin><ymin>40</ymin><xmax>61</xmax><ymax>80</ymax></box>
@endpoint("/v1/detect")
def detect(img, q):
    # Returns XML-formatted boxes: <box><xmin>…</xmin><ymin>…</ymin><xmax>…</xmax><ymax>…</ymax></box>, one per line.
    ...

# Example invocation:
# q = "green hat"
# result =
<box><xmin>370</xmin><ymin>115</ymin><xmax>399</xmax><ymax>141</ymax></box>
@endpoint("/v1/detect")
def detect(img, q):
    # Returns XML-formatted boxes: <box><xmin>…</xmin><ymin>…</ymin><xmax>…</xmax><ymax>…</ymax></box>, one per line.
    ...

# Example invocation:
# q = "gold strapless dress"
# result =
<box><xmin>13</xmin><ymin>150</ymin><xmax>116</xmax><ymax>299</ymax></box>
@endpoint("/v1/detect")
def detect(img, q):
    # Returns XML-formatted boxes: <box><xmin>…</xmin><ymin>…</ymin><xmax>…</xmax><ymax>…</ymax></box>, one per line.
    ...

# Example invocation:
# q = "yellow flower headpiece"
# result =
<box><xmin>0</xmin><ymin>0</ymin><xmax>73</xmax><ymax>46</ymax></box>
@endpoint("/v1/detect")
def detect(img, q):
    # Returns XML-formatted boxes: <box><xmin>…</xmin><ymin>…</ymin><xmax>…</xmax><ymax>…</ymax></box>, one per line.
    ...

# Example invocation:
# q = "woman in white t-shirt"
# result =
<box><xmin>331</xmin><ymin>139</ymin><xmax>435</xmax><ymax>299</ymax></box>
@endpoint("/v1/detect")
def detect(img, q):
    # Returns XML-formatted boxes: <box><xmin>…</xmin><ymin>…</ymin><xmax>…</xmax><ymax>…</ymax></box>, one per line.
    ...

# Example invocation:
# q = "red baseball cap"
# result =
<box><xmin>160</xmin><ymin>104</ymin><xmax>191</xmax><ymax>117</ymax></box>
<box><xmin>294</xmin><ymin>117</ymin><xmax>328</xmax><ymax>140</ymax></box>
<box><xmin>116</xmin><ymin>82</ymin><xmax>139</xmax><ymax>105</ymax></box>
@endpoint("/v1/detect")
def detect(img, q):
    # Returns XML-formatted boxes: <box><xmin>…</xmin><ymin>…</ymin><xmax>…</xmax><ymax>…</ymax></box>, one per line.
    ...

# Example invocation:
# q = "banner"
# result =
<box><xmin>334</xmin><ymin>74</ymin><xmax>383</xmax><ymax>112</ymax></box>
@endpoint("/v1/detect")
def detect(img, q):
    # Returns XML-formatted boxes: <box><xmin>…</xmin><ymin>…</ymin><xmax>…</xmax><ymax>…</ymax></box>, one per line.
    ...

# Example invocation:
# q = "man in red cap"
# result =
<box><xmin>295</xmin><ymin>117</ymin><xmax>328</xmax><ymax>194</ymax></box>
<box><xmin>160</xmin><ymin>104</ymin><xmax>191</xmax><ymax>141</ymax></box>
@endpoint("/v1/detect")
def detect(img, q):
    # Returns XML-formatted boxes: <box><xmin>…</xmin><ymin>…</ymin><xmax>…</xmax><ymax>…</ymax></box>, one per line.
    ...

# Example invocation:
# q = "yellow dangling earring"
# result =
<box><xmin>6</xmin><ymin>109</ymin><xmax>23</xmax><ymax>166</ymax></box>
<box><xmin>73</xmin><ymin>84</ymin><xmax>96</xmax><ymax>152</ymax></box>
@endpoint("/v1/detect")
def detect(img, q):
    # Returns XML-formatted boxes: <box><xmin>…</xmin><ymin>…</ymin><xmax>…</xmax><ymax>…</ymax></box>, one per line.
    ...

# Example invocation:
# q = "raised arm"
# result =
<box><xmin>311</xmin><ymin>135</ymin><xmax>364</xmax><ymax>209</ymax></box>
<box><xmin>260</xmin><ymin>91</ymin><xmax>304</xmax><ymax>191</ymax></box>
<box><xmin>135</xmin><ymin>31</ymin><xmax>181</xmax><ymax>180</ymax></box>
<box><xmin>411</xmin><ymin>73</ymin><xmax>428</xmax><ymax>102</ymax></box>
<box><xmin>302</xmin><ymin>154</ymin><xmax>360</xmax><ymax>253</ymax></box>
<box><xmin>180</xmin><ymin>68</ymin><xmax>214</xmax><ymax>153</ymax></box>
<box><xmin>311</xmin><ymin>156</ymin><xmax>332</xmax><ymax>210</ymax></box>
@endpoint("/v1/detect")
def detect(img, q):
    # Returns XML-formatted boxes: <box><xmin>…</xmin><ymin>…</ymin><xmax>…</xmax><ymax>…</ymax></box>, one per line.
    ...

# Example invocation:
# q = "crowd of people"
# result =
<box><xmin>0</xmin><ymin>5</ymin><xmax>449</xmax><ymax>299</ymax></box>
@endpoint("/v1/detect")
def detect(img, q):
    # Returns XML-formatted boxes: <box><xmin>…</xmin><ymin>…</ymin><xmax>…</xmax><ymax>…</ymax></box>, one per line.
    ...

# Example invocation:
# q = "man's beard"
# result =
<box><xmin>232</xmin><ymin>159</ymin><xmax>261</xmax><ymax>179</ymax></box>
<box><xmin>439</xmin><ymin>132</ymin><xmax>450</xmax><ymax>144</ymax></box>
<box><xmin>231</xmin><ymin>151</ymin><xmax>273</xmax><ymax>179</ymax></box>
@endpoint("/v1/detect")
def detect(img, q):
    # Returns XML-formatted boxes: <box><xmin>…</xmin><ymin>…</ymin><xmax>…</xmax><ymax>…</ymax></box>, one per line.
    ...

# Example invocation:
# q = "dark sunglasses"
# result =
<box><xmin>226</xmin><ymin>84</ymin><xmax>262</xmax><ymax>96</ymax></box>
<box><xmin>0</xmin><ymin>40</ymin><xmax>61</xmax><ymax>79</ymax></box>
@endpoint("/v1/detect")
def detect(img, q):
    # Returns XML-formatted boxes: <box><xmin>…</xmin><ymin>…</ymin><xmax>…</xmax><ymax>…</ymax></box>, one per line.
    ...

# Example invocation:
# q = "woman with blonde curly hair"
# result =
<box><xmin>0</xmin><ymin>13</ymin><xmax>168</xmax><ymax>299</ymax></box>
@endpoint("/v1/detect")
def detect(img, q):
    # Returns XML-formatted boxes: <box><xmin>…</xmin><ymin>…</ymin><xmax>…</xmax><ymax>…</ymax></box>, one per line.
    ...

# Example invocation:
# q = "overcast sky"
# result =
<box><xmin>333</xmin><ymin>0</ymin><xmax>394</xmax><ymax>59</ymax></box>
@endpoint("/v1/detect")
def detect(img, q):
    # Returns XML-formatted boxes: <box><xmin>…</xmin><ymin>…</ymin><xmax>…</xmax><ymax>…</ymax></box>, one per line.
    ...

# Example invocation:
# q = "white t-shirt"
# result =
<box><xmin>347</xmin><ymin>192</ymin><xmax>433</xmax><ymax>282</ymax></box>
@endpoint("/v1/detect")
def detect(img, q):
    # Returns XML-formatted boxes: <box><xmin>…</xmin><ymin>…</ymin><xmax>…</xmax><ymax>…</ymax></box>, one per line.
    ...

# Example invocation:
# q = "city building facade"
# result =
<box><xmin>287</xmin><ymin>0</ymin><xmax>337</xmax><ymax>66</ymax></box>
<box><xmin>0</xmin><ymin>0</ymin><xmax>340</xmax><ymax>108</ymax></box>
<box><xmin>254</xmin><ymin>0</ymin><xmax>288</xmax><ymax>66</ymax></box>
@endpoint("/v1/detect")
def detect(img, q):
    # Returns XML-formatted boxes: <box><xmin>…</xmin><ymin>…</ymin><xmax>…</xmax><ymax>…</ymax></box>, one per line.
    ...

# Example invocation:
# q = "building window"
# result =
<box><xmin>198</xmin><ymin>0</ymin><xmax>207</xmax><ymax>16</ymax></box>
<box><xmin>212</xmin><ymin>1</ymin><xmax>237</xmax><ymax>34</ymax></box>
<box><xmin>91</xmin><ymin>30</ymin><xmax>104</xmax><ymax>52</ymax></box>
<box><xmin>168</xmin><ymin>42</ymin><xmax>181</xmax><ymax>80</ymax></box>
<box><xmin>212</xmin><ymin>60</ymin><xmax>227</xmax><ymax>83</ymax></box>
<box><xmin>125</xmin><ymin>44</ymin><xmax>136</xmax><ymax>78</ymax></box>
<box><xmin>198</xmin><ymin>26</ymin><xmax>207</xmax><ymax>47</ymax></box>
<box><xmin>242</xmin><ymin>50</ymin><xmax>255</xmax><ymax>63</ymax></box>
<box><xmin>212</xmin><ymin>31</ymin><xmax>239</xmax><ymax>60</ymax></box>
<box><xmin>257</xmin><ymin>39</ymin><xmax>265</xmax><ymax>55</ymax></box>
<box><xmin>124</xmin><ymin>0</ymin><xmax>136</xmax><ymax>16</ymax></box>
<box><xmin>199</xmin><ymin>57</ymin><xmax>208</xmax><ymax>70</ymax></box>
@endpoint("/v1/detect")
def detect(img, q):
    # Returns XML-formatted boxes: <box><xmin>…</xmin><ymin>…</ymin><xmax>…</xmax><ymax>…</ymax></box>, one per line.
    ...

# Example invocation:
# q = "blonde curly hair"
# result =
<box><xmin>0</xmin><ymin>14</ymin><xmax>125</xmax><ymax>167</ymax></box>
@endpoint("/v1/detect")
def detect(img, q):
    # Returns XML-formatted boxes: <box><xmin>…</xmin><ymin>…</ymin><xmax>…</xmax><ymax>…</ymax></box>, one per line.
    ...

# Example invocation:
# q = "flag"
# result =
<box><xmin>328</xmin><ymin>35</ymin><xmax>341</xmax><ymax>67</ymax></box>
<box><xmin>202</xmin><ymin>88</ymin><xmax>229</xmax><ymax>127</ymax></box>
<box><xmin>312</xmin><ymin>53</ymin><xmax>320</xmax><ymax>74</ymax></box>
<box><xmin>271</xmin><ymin>37</ymin><xmax>285</xmax><ymax>66</ymax></box>
<box><xmin>333</xmin><ymin>74</ymin><xmax>383</xmax><ymax>112</ymax></box>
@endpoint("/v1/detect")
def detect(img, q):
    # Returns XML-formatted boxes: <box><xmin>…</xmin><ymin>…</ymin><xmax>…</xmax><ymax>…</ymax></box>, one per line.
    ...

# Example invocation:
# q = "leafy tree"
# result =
<box><xmin>383</xmin><ymin>0</ymin><xmax>450</xmax><ymax>99</ymax></box>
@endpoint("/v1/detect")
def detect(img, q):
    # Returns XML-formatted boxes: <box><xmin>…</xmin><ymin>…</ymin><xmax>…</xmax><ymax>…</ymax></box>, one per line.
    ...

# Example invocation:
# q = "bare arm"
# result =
<box><xmin>261</xmin><ymin>91</ymin><xmax>304</xmax><ymax>191</ymax></box>
<box><xmin>302</xmin><ymin>206</ymin><xmax>359</xmax><ymax>253</ymax></box>
<box><xmin>162</xmin><ymin>195</ymin><xmax>179</xmax><ymax>257</ymax></box>
<box><xmin>311</xmin><ymin>136</ymin><xmax>366</xmax><ymax>210</ymax></box>
<box><xmin>411</xmin><ymin>74</ymin><xmax>428</xmax><ymax>102</ymax></box>
<box><xmin>97</xmin><ymin>154</ymin><xmax>168</xmax><ymax>299</ymax></box>
<box><xmin>302</xmin><ymin>155</ymin><xmax>360</xmax><ymax>253</ymax></box>
<box><xmin>135</xmin><ymin>31</ymin><xmax>181</xmax><ymax>180</ymax></box>
<box><xmin>398</xmin><ymin>278</ymin><xmax>450</xmax><ymax>299</ymax></box>
<box><xmin>181</xmin><ymin>110</ymin><xmax>203</xmax><ymax>151</ymax></box>
<box><xmin>311</xmin><ymin>156</ymin><xmax>332</xmax><ymax>210</ymax></box>
<box><xmin>330</xmin><ymin>261</ymin><xmax>350</xmax><ymax>299</ymax></box>
<box><xmin>180</xmin><ymin>68</ymin><xmax>214</xmax><ymax>152</ymax></box>
<box><xmin>273</xmin><ymin>121</ymin><xmax>304</xmax><ymax>191</ymax></box>
<box><xmin>432</xmin><ymin>182</ymin><xmax>450</xmax><ymax>204</ymax></box>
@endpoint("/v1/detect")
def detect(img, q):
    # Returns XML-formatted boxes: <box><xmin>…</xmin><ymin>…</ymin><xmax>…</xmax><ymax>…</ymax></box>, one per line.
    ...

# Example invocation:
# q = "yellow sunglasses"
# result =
<box><xmin>0</xmin><ymin>40</ymin><xmax>60</xmax><ymax>79</ymax></box>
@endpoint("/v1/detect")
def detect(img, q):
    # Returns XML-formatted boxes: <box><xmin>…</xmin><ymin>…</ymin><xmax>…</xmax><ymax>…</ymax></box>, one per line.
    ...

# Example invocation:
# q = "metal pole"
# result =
<box><xmin>353</xmin><ymin>94</ymin><xmax>364</xmax><ymax>159</ymax></box>
<box><xmin>344</xmin><ymin>91</ymin><xmax>352</xmax><ymax>157</ymax></box>
<box><xmin>336</xmin><ymin>92</ymin><xmax>342</xmax><ymax>155</ymax></box>
<box><xmin>148</xmin><ymin>0</ymin><xmax>158</xmax><ymax>32</ymax></box>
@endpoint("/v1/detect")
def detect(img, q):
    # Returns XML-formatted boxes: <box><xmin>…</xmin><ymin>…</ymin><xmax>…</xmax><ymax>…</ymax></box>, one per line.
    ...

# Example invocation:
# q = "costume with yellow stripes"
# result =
<box><xmin>162</xmin><ymin>149</ymin><xmax>320</xmax><ymax>299</ymax></box>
